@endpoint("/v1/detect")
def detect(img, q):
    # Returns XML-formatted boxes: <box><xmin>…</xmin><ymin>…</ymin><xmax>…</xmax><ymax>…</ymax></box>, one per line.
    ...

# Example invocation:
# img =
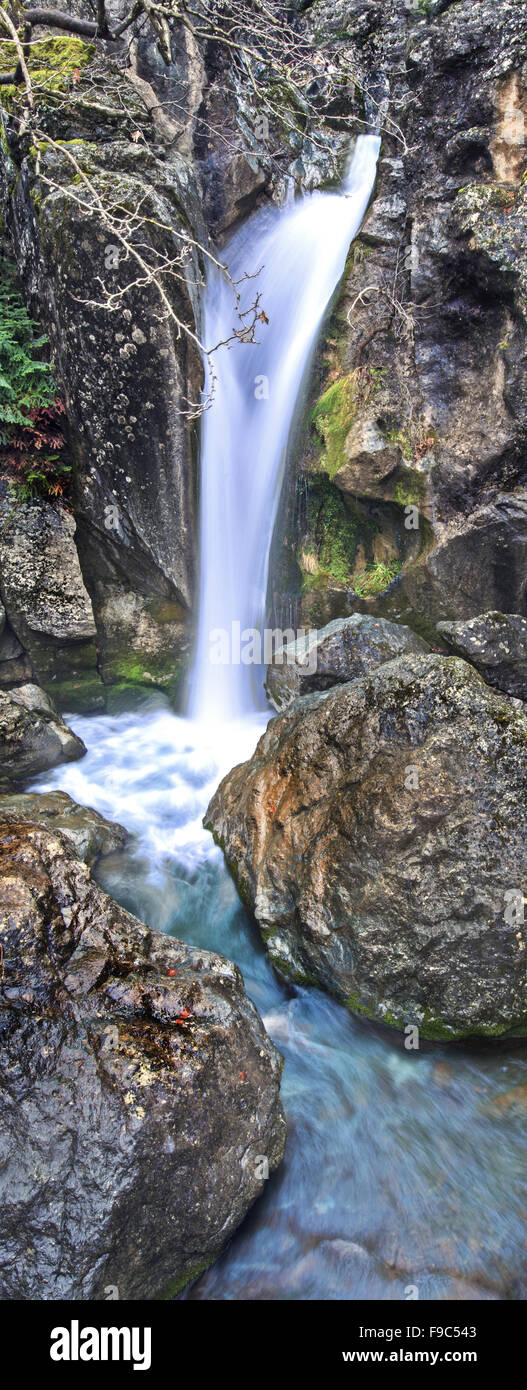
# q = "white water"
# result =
<box><xmin>189</xmin><ymin>133</ymin><xmax>381</xmax><ymax>722</ymax></box>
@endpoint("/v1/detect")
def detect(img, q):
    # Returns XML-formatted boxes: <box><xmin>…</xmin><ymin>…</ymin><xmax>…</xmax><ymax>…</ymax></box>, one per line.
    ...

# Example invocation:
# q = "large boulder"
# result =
<box><xmin>265</xmin><ymin>613</ymin><xmax>428</xmax><ymax>710</ymax></box>
<box><xmin>0</xmin><ymin>822</ymin><xmax>285</xmax><ymax>1300</ymax></box>
<box><xmin>0</xmin><ymin>790</ymin><xmax>127</xmax><ymax>865</ymax></box>
<box><xmin>0</xmin><ymin>684</ymin><xmax>85</xmax><ymax>787</ymax></box>
<box><xmin>437</xmin><ymin>612</ymin><xmax>527</xmax><ymax>701</ymax></box>
<box><xmin>207</xmin><ymin>654</ymin><xmax>527</xmax><ymax>1042</ymax></box>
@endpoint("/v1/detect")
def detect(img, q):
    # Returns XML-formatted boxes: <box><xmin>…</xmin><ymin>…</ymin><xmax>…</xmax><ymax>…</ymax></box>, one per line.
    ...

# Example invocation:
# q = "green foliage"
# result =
<box><xmin>353</xmin><ymin>559</ymin><xmax>402</xmax><ymax>597</ymax></box>
<box><xmin>311</xmin><ymin>373</ymin><xmax>357</xmax><ymax>479</ymax></box>
<box><xmin>0</xmin><ymin>266</ymin><xmax>69</xmax><ymax>501</ymax></box>
<box><xmin>0</xmin><ymin>272</ymin><xmax>55</xmax><ymax>432</ymax></box>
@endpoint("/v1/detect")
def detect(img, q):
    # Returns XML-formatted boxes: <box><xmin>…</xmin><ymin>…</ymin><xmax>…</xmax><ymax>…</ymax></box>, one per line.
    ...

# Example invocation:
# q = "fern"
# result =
<box><xmin>0</xmin><ymin>270</ymin><xmax>56</xmax><ymax>428</ymax></box>
<box><xmin>0</xmin><ymin>265</ymin><xmax>70</xmax><ymax>502</ymax></box>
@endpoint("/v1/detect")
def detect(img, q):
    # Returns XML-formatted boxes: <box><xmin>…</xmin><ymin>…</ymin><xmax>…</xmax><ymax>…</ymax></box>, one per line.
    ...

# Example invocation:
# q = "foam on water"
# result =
<box><xmin>36</xmin><ymin>700</ymin><xmax>267</xmax><ymax>872</ymax></box>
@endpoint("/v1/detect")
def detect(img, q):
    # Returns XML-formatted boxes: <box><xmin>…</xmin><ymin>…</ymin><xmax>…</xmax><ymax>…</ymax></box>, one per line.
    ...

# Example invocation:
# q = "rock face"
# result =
<box><xmin>207</xmin><ymin>654</ymin><xmax>527</xmax><ymax>1042</ymax></box>
<box><xmin>0</xmin><ymin>487</ymin><xmax>102</xmax><ymax>711</ymax></box>
<box><xmin>0</xmin><ymin>45</ymin><xmax>205</xmax><ymax>710</ymax></box>
<box><xmin>437</xmin><ymin>612</ymin><xmax>527</xmax><ymax>700</ymax></box>
<box><xmin>0</xmin><ymin>684</ymin><xmax>85</xmax><ymax>788</ymax></box>
<box><xmin>0</xmin><ymin>822</ymin><xmax>285</xmax><ymax>1300</ymax></box>
<box><xmin>278</xmin><ymin>0</ymin><xmax>527</xmax><ymax>635</ymax></box>
<box><xmin>402</xmin><ymin>495</ymin><xmax>527</xmax><ymax>625</ymax></box>
<box><xmin>0</xmin><ymin>790</ymin><xmax>127</xmax><ymax>864</ymax></box>
<box><xmin>332</xmin><ymin>419</ymin><xmax>401</xmax><ymax>503</ymax></box>
<box><xmin>0</xmin><ymin>619</ymin><xmax>33</xmax><ymax>689</ymax></box>
<box><xmin>265</xmin><ymin>613</ymin><xmax>428</xmax><ymax>710</ymax></box>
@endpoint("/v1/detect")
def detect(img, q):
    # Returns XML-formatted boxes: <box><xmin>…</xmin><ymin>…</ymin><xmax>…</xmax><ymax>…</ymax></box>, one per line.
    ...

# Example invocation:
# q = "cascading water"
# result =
<box><xmin>32</xmin><ymin>136</ymin><xmax>527</xmax><ymax>1301</ymax></box>
<box><xmin>190</xmin><ymin>134</ymin><xmax>381</xmax><ymax>722</ymax></box>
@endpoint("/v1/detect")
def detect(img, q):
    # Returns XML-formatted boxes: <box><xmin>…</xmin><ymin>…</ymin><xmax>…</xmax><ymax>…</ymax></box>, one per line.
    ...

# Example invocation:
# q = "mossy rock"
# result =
<box><xmin>0</xmin><ymin>36</ymin><xmax>94</xmax><ymax>110</ymax></box>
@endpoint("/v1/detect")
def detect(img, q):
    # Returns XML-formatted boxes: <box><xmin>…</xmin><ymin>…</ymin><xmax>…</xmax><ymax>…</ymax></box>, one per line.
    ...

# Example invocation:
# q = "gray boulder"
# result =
<box><xmin>207</xmin><ymin>654</ymin><xmax>527</xmax><ymax>1042</ymax></box>
<box><xmin>0</xmin><ymin>822</ymin><xmax>285</xmax><ymax>1299</ymax></box>
<box><xmin>0</xmin><ymin>684</ymin><xmax>85</xmax><ymax>787</ymax></box>
<box><xmin>437</xmin><ymin>612</ymin><xmax>527</xmax><ymax>701</ymax></box>
<box><xmin>0</xmin><ymin>791</ymin><xmax>127</xmax><ymax>865</ymax></box>
<box><xmin>265</xmin><ymin>613</ymin><xmax>428</xmax><ymax>711</ymax></box>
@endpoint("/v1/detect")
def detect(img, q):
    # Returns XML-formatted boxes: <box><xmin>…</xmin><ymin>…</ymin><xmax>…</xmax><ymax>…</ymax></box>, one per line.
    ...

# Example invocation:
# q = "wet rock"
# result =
<box><xmin>93</xmin><ymin>586</ymin><xmax>190</xmax><ymax>703</ymax></box>
<box><xmin>207</xmin><ymin>654</ymin><xmax>527</xmax><ymax>1042</ymax></box>
<box><xmin>0</xmin><ymin>684</ymin><xmax>85</xmax><ymax>788</ymax></box>
<box><xmin>0</xmin><ymin>822</ymin><xmax>285</xmax><ymax>1300</ymax></box>
<box><xmin>215</xmin><ymin>151</ymin><xmax>267</xmax><ymax>233</ymax></box>
<box><xmin>360</xmin><ymin>193</ymin><xmax>407</xmax><ymax>248</ymax></box>
<box><xmin>0</xmin><ymin>790</ymin><xmax>127</xmax><ymax>864</ymax></box>
<box><xmin>437</xmin><ymin>612</ymin><xmax>527</xmax><ymax>700</ymax></box>
<box><xmin>283</xmin><ymin>0</ymin><xmax>527</xmax><ymax>633</ymax></box>
<box><xmin>265</xmin><ymin>613</ymin><xmax>428</xmax><ymax>710</ymax></box>
<box><xmin>402</xmin><ymin>494</ymin><xmax>527</xmax><ymax>624</ymax></box>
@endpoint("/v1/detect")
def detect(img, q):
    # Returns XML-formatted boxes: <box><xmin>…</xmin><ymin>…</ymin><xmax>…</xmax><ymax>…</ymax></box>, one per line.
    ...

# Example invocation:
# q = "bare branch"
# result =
<box><xmin>0</xmin><ymin>8</ymin><xmax>33</xmax><ymax>109</ymax></box>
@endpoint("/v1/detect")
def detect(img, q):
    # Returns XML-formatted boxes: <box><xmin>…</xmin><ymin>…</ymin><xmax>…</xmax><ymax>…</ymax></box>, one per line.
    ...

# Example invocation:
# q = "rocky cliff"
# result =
<box><xmin>274</xmin><ymin>0</ymin><xmax>527</xmax><ymax>639</ymax></box>
<box><xmin>2</xmin><ymin>1</ymin><xmax>525</xmax><ymax>703</ymax></box>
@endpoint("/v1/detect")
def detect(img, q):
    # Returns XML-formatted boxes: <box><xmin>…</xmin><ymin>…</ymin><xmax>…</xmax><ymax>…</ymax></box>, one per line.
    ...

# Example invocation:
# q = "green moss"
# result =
<box><xmin>49</xmin><ymin>676</ymin><xmax>106</xmax><ymax>715</ymax></box>
<box><xmin>346</xmin><ymin>990</ymin><xmax>377</xmax><ymax>1019</ymax></box>
<box><xmin>158</xmin><ymin>1258</ymin><xmax>213</xmax><ymax>1300</ymax></box>
<box><xmin>392</xmin><ymin>473</ymin><xmax>426</xmax><ymax>508</ymax></box>
<box><xmin>311</xmin><ymin>373</ymin><xmax>358</xmax><ymax>480</ymax></box>
<box><xmin>311</xmin><ymin>367</ymin><xmax>384</xmax><ymax>481</ymax></box>
<box><xmin>300</xmin><ymin>477</ymin><xmax>358</xmax><ymax>587</ymax></box>
<box><xmin>265</xmin><ymin>948</ymin><xmax>319</xmax><ymax>988</ymax></box>
<box><xmin>345</xmin><ymin>994</ymin><xmax>527</xmax><ymax>1042</ymax></box>
<box><xmin>457</xmin><ymin>182</ymin><xmax>513</xmax><ymax>212</ymax></box>
<box><xmin>0</xmin><ymin>36</ymin><xmax>94</xmax><ymax>109</ymax></box>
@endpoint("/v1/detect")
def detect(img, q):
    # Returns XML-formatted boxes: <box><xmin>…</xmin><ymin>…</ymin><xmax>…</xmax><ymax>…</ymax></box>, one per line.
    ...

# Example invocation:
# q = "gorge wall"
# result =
<box><xmin>1</xmin><ymin>0</ymin><xmax>526</xmax><ymax>712</ymax></box>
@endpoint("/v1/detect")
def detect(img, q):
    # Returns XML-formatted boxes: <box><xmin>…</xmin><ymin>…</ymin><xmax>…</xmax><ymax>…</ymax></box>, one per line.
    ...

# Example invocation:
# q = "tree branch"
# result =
<box><xmin>22</xmin><ymin>8</ymin><xmax>99</xmax><ymax>37</ymax></box>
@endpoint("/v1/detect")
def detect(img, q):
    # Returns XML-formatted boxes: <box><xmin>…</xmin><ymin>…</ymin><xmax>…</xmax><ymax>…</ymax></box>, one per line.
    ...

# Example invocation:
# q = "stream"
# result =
<box><xmin>31</xmin><ymin>136</ymin><xmax>527</xmax><ymax>1301</ymax></box>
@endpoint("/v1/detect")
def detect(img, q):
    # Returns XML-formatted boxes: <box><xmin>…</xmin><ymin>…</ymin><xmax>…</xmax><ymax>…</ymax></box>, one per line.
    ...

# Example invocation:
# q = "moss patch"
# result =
<box><xmin>345</xmin><ymin>992</ymin><xmax>527</xmax><ymax>1042</ymax></box>
<box><xmin>310</xmin><ymin>367</ymin><xmax>384</xmax><ymax>481</ymax></box>
<box><xmin>311</xmin><ymin>373</ymin><xmax>358</xmax><ymax>480</ymax></box>
<box><xmin>158</xmin><ymin>1258</ymin><xmax>213</xmax><ymax>1300</ymax></box>
<box><xmin>0</xmin><ymin>36</ymin><xmax>94</xmax><ymax>109</ymax></box>
<box><xmin>300</xmin><ymin>477</ymin><xmax>358</xmax><ymax>587</ymax></box>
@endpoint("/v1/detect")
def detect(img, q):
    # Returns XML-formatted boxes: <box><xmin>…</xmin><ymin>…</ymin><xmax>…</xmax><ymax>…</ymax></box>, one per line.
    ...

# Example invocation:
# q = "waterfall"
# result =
<box><xmin>188</xmin><ymin>133</ymin><xmax>381</xmax><ymax>724</ymax></box>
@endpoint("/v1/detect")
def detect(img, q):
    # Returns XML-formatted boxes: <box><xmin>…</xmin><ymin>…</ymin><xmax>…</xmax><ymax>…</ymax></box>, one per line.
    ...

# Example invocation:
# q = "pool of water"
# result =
<box><xmin>33</xmin><ymin>697</ymin><xmax>527</xmax><ymax>1301</ymax></box>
